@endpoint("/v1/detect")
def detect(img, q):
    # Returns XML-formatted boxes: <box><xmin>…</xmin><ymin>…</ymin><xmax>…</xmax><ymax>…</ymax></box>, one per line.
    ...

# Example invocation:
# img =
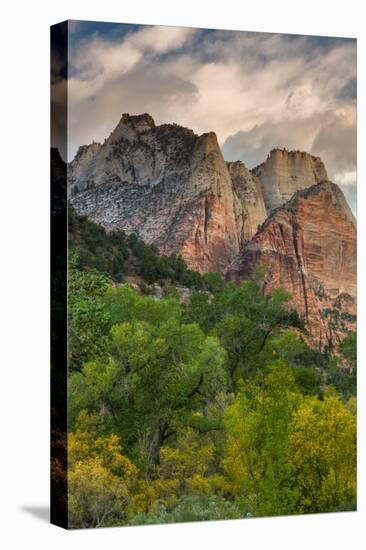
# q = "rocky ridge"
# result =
<box><xmin>252</xmin><ymin>148</ymin><xmax>328</xmax><ymax>212</ymax></box>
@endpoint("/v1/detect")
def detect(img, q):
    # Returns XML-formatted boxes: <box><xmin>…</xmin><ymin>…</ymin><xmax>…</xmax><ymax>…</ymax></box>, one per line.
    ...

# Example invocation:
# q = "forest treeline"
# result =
<box><xmin>67</xmin><ymin>210</ymin><xmax>357</xmax><ymax>528</ymax></box>
<box><xmin>69</xmin><ymin>206</ymin><xmax>219</xmax><ymax>290</ymax></box>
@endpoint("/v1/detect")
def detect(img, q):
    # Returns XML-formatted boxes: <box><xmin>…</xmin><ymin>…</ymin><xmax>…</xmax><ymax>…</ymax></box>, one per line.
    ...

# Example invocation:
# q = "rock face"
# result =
<box><xmin>227</xmin><ymin>161</ymin><xmax>267</xmax><ymax>242</ymax></box>
<box><xmin>252</xmin><ymin>149</ymin><xmax>328</xmax><ymax>212</ymax></box>
<box><xmin>227</xmin><ymin>181</ymin><xmax>356</xmax><ymax>349</ymax></box>
<box><xmin>69</xmin><ymin>113</ymin><xmax>267</xmax><ymax>273</ymax></box>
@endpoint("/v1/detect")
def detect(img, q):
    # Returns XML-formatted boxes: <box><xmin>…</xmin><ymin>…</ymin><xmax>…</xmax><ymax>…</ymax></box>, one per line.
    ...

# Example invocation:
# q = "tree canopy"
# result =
<box><xmin>66</xmin><ymin>211</ymin><xmax>357</xmax><ymax>527</ymax></box>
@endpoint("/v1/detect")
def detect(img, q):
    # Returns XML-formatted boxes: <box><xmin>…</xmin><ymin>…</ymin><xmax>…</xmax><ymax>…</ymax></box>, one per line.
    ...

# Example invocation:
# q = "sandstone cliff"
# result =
<box><xmin>227</xmin><ymin>161</ymin><xmax>267</xmax><ymax>242</ymax></box>
<box><xmin>69</xmin><ymin>114</ymin><xmax>266</xmax><ymax>273</ymax></box>
<box><xmin>252</xmin><ymin>148</ymin><xmax>328</xmax><ymax>212</ymax></box>
<box><xmin>227</xmin><ymin>181</ymin><xmax>356</xmax><ymax>350</ymax></box>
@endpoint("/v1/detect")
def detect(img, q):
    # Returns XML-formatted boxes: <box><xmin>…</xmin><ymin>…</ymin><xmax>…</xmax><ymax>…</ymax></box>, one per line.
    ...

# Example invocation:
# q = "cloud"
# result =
<box><xmin>66</xmin><ymin>25</ymin><xmax>197</xmax><ymax>155</ymax></box>
<box><xmin>222</xmin><ymin>117</ymin><xmax>319</xmax><ymax>167</ymax></box>
<box><xmin>68</xmin><ymin>25</ymin><xmax>196</xmax><ymax>97</ymax></box>
<box><xmin>67</xmin><ymin>62</ymin><xmax>198</xmax><ymax>155</ymax></box>
<box><xmin>311</xmin><ymin>109</ymin><xmax>356</xmax><ymax>176</ymax></box>
<box><xmin>64</xmin><ymin>25</ymin><xmax>356</xmax><ymax>211</ymax></box>
<box><xmin>222</xmin><ymin>109</ymin><xmax>357</xmax><ymax>214</ymax></box>
<box><xmin>222</xmin><ymin>109</ymin><xmax>356</xmax><ymax>175</ymax></box>
<box><xmin>128</xmin><ymin>25</ymin><xmax>195</xmax><ymax>53</ymax></box>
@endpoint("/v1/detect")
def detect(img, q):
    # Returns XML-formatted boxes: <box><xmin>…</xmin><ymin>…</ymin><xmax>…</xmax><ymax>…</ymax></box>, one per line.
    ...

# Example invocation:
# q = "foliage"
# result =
<box><xmin>222</xmin><ymin>363</ymin><xmax>301</xmax><ymax>516</ymax></box>
<box><xmin>339</xmin><ymin>331</ymin><xmax>357</xmax><ymax>370</ymax></box>
<box><xmin>185</xmin><ymin>281</ymin><xmax>302</xmax><ymax>383</ymax></box>
<box><xmin>69</xmin><ymin>284</ymin><xmax>227</xmax><ymax>473</ymax></box>
<box><xmin>288</xmin><ymin>391</ymin><xmax>356</xmax><ymax>513</ymax></box>
<box><xmin>68</xmin><ymin>421</ymin><xmax>137</xmax><ymax>528</ymax></box>
<box><xmin>69</xmin><ymin>206</ymin><xmax>211</xmax><ymax>289</ymax></box>
<box><xmin>68</xmin><ymin>207</ymin><xmax>128</xmax><ymax>281</ymax></box>
<box><xmin>130</xmin><ymin>495</ymin><xmax>242</xmax><ymax>525</ymax></box>
<box><xmin>222</xmin><ymin>365</ymin><xmax>356</xmax><ymax>517</ymax></box>
<box><xmin>67</xmin><ymin>223</ymin><xmax>357</xmax><ymax>527</ymax></box>
<box><xmin>326</xmin><ymin>363</ymin><xmax>356</xmax><ymax>400</ymax></box>
<box><xmin>68</xmin><ymin>260</ymin><xmax>111</xmax><ymax>371</ymax></box>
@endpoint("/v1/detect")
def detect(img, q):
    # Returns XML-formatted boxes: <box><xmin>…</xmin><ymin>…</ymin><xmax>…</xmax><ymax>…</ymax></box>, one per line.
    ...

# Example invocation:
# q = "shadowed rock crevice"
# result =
<box><xmin>291</xmin><ymin>218</ymin><xmax>309</xmax><ymax>322</ymax></box>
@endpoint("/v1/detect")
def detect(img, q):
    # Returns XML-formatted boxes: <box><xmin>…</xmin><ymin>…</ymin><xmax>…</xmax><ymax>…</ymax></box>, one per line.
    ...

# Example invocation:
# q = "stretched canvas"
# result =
<box><xmin>51</xmin><ymin>20</ymin><xmax>357</xmax><ymax>529</ymax></box>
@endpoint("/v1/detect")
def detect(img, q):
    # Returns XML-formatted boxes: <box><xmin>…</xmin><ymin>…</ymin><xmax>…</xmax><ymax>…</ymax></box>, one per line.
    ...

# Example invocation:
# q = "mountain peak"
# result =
<box><xmin>68</xmin><ymin>115</ymin><xmax>268</xmax><ymax>273</ymax></box>
<box><xmin>119</xmin><ymin>112</ymin><xmax>156</xmax><ymax>129</ymax></box>
<box><xmin>106</xmin><ymin>113</ymin><xmax>156</xmax><ymax>144</ymax></box>
<box><xmin>267</xmin><ymin>148</ymin><xmax>322</xmax><ymax>161</ymax></box>
<box><xmin>252</xmin><ymin>148</ymin><xmax>328</xmax><ymax>212</ymax></box>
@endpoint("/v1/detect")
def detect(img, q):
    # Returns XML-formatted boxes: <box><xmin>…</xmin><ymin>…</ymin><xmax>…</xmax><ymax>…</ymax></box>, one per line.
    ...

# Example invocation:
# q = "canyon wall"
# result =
<box><xmin>227</xmin><ymin>181</ymin><xmax>356</xmax><ymax>349</ymax></box>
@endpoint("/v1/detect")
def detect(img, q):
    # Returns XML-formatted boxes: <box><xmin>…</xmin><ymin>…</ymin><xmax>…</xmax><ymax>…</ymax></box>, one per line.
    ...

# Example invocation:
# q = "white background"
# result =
<box><xmin>0</xmin><ymin>0</ymin><xmax>365</xmax><ymax>548</ymax></box>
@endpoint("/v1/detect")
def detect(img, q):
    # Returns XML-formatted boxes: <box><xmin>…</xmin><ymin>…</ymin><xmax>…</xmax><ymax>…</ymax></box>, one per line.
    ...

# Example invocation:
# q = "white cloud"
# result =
<box><xmin>68</xmin><ymin>26</ymin><xmax>195</xmax><ymax>98</ymax></box>
<box><xmin>128</xmin><ymin>25</ymin><xmax>195</xmax><ymax>53</ymax></box>
<box><xmin>334</xmin><ymin>171</ymin><xmax>357</xmax><ymax>187</ymax></box>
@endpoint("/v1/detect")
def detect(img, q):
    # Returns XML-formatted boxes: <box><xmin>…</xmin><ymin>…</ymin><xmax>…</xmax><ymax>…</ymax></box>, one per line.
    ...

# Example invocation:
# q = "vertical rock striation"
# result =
<box><xmin>252</xmin><ymin>148</ymin><xmax>328</xmax><ymax>212</ymax></box>
<box><xmin>227</xmin><ymin>160</ymin><xmax>267</xmax><ymax>242</ymax></box>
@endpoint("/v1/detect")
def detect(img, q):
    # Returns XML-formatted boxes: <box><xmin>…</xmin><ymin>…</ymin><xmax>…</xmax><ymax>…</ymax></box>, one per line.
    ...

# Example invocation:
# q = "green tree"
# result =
<box><xmin>222</xmin><ymin>363</ymin><xmax>301</xmax><ymax>516</ymax></box>
<box><xmin>201</xmin><ymin>272</ymin><xmax>224</xmax><ymax>293</ymax></box>
<box><xmin>339</xmin><ymin>331</ymin><xmax>357</xmax><ymax>371</ymax></box>
<box><xmin>103</xmin><ymin>284</ymin><xmax>181</xmax><ymax>327</ymax></box>
<box><xmin>69</xmin><ymin>289</ymin><xmax>228</xmax><ymax>472</ymax></box>
<box><xmin>68</xmin><ymin>262</ymin><xmax>111</xmax><ymax>371</ymax></box>
<box><xmin>211</xmin><ymin>282</ymin><xmax>301</xmax><ymax>383</ymax></box>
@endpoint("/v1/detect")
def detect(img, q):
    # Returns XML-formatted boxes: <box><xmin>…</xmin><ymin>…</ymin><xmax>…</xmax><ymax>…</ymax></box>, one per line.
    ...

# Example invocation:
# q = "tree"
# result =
<box><xmin>103</xmin><ymin>284</ymin><xmax>181</xmax><ymax>327</ymax></box>
<box><xmin>68</xmin><ymin>458</ymin><xmax>130</xmax><ymax>528</ymax></box>
<box><xmin>288</xmin><ymin>390</ymin><xmax>356</xmax><ymax>513</ymax></box>
<box><xmin>158</xmin><ymin>428</ymin><xmax>215</xmax><ymax>494</ymax></box>
<box><xmin>222</xmin><ymin>363</ymin><xmax>301</xmax><ymax>516</ymax></box>
<box><xmin>68</xmin><ymin>418</ymin><xmax>137</xmax><ymax>528</ymax></box>
<box><xmin>68</xmin><ymin>262</ymin><xmax>111</xmax><ymax>371</ymax></box>
<box><xmin>201</xmin><ymin>272</ymin><xmax>224</xmax><ymax>293</ymax></box>
<box><xmin>69</xmin><ymin>288</ymin><xmax>228</xmax><ymax>473</ymax></box>
<box><xmin>66</xmin><ymin>228</ymin><xmax>357</xmax><ymax>525</ymax></box>
<box><xmin>339</xmin><ymin>331</ymin><xmax>357</xmax><ymax>371</ymax></box>
<box><xmin>210</xmin><ymin>281</ymin><xmax>301</xmax><ymax>383</ymax></box>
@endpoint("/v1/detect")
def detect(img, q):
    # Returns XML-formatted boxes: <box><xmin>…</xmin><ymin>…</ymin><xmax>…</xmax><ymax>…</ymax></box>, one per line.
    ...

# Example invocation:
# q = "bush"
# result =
<box><xmin>130</xmin><ymin>495</ymin><xmax>242</xmax><ymax>525</ymax></box>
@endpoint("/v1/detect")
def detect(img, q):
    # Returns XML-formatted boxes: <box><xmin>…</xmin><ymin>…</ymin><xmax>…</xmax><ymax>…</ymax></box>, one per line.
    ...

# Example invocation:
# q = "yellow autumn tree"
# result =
<box><xmin>68</xmin><ymin>413</ymin><xmax>138</xmax><ymax>528</ymax></box>
<box><xmin>288</xmin><ymin>390</ymin><xmax>356</xmax><ymax>513</ymax></box>
<box><xmin>130</xmin><ymin>427</ymin><xmax>216</xmax><ymax>515</ymax></box>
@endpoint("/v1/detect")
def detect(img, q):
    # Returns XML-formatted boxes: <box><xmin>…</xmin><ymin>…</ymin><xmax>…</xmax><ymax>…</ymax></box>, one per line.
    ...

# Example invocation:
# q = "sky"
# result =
<box><xmin>60</xmin><ymin>20</ymin><xmax>357</xmax><ymax>212</ymax></box>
